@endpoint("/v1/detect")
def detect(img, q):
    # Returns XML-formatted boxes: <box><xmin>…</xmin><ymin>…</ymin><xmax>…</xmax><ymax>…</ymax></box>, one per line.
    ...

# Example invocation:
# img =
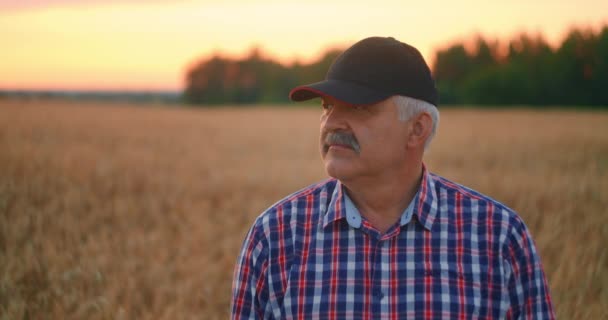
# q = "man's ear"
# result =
<box><xmin>407</xmin><ymin>112</ymin><xmax>432</xmax><ymax>149</ymax></box>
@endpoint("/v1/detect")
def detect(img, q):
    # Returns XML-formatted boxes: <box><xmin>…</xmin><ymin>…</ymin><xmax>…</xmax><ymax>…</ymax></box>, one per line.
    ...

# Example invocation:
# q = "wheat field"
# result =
<box><xmin>0</xmin><ymin>99</ymin><xmax>607</xmax><ymax>319</ymax></box>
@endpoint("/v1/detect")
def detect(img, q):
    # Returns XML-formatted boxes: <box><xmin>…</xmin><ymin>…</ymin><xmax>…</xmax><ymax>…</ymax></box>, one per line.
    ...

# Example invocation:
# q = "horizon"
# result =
<box><xmin>1</xmin><ymin>0</ymin><xmax>607</xmax><ymax>91</ymax></box>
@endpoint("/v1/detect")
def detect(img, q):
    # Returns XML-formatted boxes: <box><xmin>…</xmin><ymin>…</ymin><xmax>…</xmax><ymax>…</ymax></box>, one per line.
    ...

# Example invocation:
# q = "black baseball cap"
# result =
<box><xmin>289</xmin><ymin>36</ymin><xmax>438</xmax><ymax>106</ymax></box>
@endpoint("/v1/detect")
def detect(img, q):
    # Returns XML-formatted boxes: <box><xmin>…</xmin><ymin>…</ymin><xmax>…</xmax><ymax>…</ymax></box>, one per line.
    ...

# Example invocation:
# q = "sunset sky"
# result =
<box><xmin>1</xmin><ymin>0</ymin><xmax>607</xmax><ymax>91</ymax></box>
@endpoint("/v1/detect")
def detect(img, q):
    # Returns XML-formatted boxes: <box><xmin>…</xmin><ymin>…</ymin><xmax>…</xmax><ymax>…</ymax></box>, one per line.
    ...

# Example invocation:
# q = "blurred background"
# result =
<box><xmin>1</xmin><ymin>1</ymin><xmax>607</xmax><ymax>319</ymax></box>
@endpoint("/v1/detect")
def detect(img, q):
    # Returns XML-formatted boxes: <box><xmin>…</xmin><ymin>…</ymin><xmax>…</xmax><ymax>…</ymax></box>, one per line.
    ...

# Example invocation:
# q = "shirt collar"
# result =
<box><xmin>321</xmin><ymin>183</ymin><xmax>345</xmax><ymax>228</ymax></box>
<box><xmin>321</xmin><ymin>164</ymin><xmax>439</xmax><ymax>231</ymax></box>
<box><xmin>414</xmin><ymin>163</ymin><xmax>438</xmax><ymax>231</ymax></box>
<box><xmin>343</xmin><ymin>191</ymin><xmax>363</xmax><ymax>228</ymax></box>
<box><xmin>342</xmin><ymin>187</ymin><xmax>419</xmax><ymax>229</ymax></box>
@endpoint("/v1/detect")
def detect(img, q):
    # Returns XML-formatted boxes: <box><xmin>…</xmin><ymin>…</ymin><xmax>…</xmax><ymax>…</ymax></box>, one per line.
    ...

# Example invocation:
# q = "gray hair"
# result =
<box><xmin>392</xmin><ymin>95</ymin><xmax>439</xmax><ymax>150</ymax></box>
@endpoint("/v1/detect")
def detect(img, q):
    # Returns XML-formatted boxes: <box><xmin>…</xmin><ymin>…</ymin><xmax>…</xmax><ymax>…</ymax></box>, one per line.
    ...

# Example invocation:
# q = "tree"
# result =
<box><xmin>183</xmin><ymin>48</ymin><xmax>343</xmax><ymax>105</ymax></box>
<box><xmin>432</xmin><ymin>26</ymin><xmax>608</xmax><ymax>107</ymax></box>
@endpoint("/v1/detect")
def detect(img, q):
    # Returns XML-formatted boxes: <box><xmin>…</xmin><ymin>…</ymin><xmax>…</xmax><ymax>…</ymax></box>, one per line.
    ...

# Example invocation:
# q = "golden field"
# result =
<box><xmin>0</xmin><ymin>99</ymin><xmax>607</xmax><ymax>319</ymax></box>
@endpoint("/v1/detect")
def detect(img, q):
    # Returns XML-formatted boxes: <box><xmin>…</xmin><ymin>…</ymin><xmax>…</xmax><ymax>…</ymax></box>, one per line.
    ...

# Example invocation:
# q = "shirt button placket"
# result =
<box><xmin>371</xmin><ymin>238</ymin><xmax>385</xmax><ymax>314</ymax></box>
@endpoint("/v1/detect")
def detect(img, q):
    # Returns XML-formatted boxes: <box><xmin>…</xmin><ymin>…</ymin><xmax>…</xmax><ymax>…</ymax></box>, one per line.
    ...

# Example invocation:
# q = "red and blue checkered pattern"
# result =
<box><xmin>231</xmin><ymin>166</ymin><xmax>555</xmax><ymax>319</ymax></box>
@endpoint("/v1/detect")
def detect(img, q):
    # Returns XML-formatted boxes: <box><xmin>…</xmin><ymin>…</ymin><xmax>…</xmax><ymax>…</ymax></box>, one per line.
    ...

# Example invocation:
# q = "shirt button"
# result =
<box><xmin>374</xmin><ymin>288</ymin><xmax>384</xmax><ymax>299</ymax></box>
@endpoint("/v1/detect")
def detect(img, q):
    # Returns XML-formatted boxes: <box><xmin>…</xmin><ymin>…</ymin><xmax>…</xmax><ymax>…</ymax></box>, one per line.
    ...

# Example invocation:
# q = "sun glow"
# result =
<box><xmin>1</xmin><ymin>0</ymin><xmax>606</xmax><ymax>90</ymax></box>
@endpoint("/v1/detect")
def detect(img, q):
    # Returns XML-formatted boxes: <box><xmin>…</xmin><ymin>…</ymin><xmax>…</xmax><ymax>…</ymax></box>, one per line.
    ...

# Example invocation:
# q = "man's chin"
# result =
<box><xmin>324</xmin><ymin>160</ymin><xmax>357</xmax><ymax>181</ymax></box>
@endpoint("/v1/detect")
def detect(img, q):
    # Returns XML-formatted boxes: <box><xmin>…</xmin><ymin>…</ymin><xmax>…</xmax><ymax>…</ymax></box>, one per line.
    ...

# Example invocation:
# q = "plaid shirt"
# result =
<box><xmin>231</xmin><ymin>166</ymin><xmax>555</xmax><ymax>319</ymax></box>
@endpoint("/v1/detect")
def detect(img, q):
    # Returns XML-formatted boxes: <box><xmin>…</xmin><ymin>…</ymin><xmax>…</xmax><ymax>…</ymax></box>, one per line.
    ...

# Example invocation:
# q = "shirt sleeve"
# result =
<box><xmin>231</xmin><ymin>222</ymin><xmax>270</xmax><ymax>320</ymax></box>
<box><xmin>503</xmin><ymin>217</ymin><xmax>555</xmax><ymax>319</ymax></box>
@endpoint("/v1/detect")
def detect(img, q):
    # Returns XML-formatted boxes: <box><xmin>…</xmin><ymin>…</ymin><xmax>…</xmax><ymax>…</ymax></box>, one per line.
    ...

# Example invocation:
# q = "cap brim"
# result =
<box><xmin>289</xmin><ymin>79</ymin><xmax>391</xmax><ymax>106</ymax></box>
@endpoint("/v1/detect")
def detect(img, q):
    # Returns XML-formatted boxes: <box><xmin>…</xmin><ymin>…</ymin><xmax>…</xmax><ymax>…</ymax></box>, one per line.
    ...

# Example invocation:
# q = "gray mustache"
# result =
<box><xmin>324</xmin><ymin>131</ymin><xmax>361</xmax><ymax>154</ymax></box>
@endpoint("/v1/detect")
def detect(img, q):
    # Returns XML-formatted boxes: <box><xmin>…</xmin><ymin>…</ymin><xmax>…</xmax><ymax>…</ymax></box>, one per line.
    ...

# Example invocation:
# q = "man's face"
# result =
<box><xmin>319</xmin><ymin>96</ymin><xmax>411</xmax><ymax>181</ymax></box>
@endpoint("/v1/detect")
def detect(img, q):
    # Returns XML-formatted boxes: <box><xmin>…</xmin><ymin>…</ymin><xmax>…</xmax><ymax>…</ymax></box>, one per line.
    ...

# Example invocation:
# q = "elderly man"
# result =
<box><xmin>231</xmin><ymin>37</ymin><xmax>554</xmax><ymax>319</ymax></box>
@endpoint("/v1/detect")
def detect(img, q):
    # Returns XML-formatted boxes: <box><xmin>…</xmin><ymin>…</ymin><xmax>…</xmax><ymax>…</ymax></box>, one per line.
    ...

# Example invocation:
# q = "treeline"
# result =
<box><xmin>184</xmin><ymin>25</ymin><xmax>608</xmax><ymax>107</ymax></box>
<box><xmin>184</xmin><ymin>48</ymin><xmax>341</xmax><ymax>105</ymax></box>
<box><xmin>434</xmin><ymin>27</ymin><xmax>608</xmax><ymax>106</ymax></box>
<box><xmin>0</xmin><ymin>90</ymin><xmax>180</xmax><ymax>104</ymax></box>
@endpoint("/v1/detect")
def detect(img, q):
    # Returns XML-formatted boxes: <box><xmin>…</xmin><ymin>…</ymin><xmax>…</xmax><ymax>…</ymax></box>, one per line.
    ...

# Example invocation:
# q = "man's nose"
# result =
<box><xmin>322</xmin><ymin>105</ymin><xmax>350</xmax><ymax>131</ymax></box>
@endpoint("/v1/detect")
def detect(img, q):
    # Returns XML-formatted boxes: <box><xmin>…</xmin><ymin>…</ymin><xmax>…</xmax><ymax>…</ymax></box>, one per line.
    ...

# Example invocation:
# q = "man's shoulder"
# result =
<box><xmin>249</xmin><ymin>178</ymin><xmax>338</xmax><ymax>228</ymax></box>
<box><xmin>270</xmin><ymin>178</ymin><xmax>338</xmax><ymax>210</ymax></box>
<box><xmin>428</xmin><ymin>171</ymin><xmax>517</xmax><ymax>217</ymax></box>
<box><xmin>429</xmin><ymin>172</ymin><xmax>537</xmax><ymax>253</ymax></box>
